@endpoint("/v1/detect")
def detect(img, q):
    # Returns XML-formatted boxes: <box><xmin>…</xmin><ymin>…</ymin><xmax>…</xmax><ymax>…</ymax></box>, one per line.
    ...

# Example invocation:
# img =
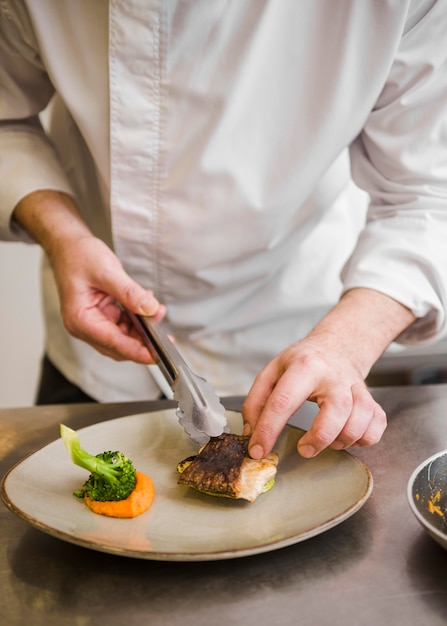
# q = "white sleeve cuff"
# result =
<box><xmin>0</xmin><ymin>125</ymin><xmax>74</xmax><ymax>242</ymax></box>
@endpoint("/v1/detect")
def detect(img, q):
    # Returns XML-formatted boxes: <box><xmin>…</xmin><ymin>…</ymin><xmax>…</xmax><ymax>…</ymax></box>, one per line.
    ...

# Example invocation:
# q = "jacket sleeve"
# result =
<box><xmin>345</xmin><ymin>0</ymin><xmax>447</xmax><ymax>345</ymax></box>
<box><xmin>0</xmin><ymin>0</ymin><xmax>74</xmax><ymax>242</ymax></box>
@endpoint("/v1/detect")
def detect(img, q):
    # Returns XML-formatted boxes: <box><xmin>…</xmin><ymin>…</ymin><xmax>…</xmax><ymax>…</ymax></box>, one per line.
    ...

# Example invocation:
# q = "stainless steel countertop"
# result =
<box><xmin>1</xmin><ymin>389</ymin><xmax>447</xmax><ymax>626</ymax></box>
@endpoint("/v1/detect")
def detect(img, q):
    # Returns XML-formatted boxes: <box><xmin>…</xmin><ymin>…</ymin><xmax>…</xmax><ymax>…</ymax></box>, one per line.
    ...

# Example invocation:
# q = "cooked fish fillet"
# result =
<box><xmin>177</xmin><ymin>433</ymin><xmax>279</xmax><ymax>503</ymax></box>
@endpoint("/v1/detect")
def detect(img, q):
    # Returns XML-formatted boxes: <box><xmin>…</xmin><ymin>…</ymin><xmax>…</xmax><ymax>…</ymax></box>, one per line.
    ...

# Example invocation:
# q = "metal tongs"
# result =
<box><xmin>126</xmin><ymin>311</ymin><xmax>228</xmax><ymax>445</ymax></box>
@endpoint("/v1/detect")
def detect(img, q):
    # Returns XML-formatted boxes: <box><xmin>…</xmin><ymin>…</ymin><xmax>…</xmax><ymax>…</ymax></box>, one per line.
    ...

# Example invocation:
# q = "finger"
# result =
<box><xmin>68</xmin><ymin>300</ymin><xmax>155</xmax><ymax>363</ymax></box>
<box><xmin>350</xmin><ymin>396</ymin><xmax>387</xmax><ymax>448</ymax></box>
<box><xmin>355</xmin><ymin>408</ymin><xmax>387</xmax><ymax>446</ymax></box>
<box><xmin>297</xmin><ymin>388</ymin><xmax>355</xmax><ymax>458</ymax></box>
<box><xmin>98</xmin><ymin>297</ymin><xmax>125</xmax><ymax>325</ymax></box>
<box><xmin>101</xmin><ymin>269</ymin><xmax>161</xmax><ymax>317</ymax></box>
<box><xmin>85</xmin><ymin>323</ymin><xmax>154</xmax><ymax>362</ymax></box>
<box><xmin>242</xmin><ymin>363</ymin><xmax>278</xmax><ymax>434</ymax></box>
<box><xmin>245</xmin><ymin>365</ymin><xmax>314</xmax><ymax>459</ymax></box>
<box><xmin>330</xmin><ymin>383</ymin><xmax>378</xmax><ymax>450</ymax></box>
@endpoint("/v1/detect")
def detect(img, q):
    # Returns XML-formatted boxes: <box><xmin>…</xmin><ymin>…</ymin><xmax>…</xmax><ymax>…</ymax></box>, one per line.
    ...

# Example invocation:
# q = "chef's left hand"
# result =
<box><xmin>242</xmin><ymin>287</ymin><xmax>416</xmax><ymax>459</ymax></box>
<box><xmin>242</xmin><ymin>336</ymin><xmax>386</xmax><ymax>459</ymax></box>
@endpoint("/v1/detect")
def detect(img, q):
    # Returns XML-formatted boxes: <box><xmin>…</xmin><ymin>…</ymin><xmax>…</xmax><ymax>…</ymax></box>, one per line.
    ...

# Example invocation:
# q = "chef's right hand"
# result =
<box><xmin>13</xmin><ymin>189</ymin><xmax>165</xmax><ymax>363</ymax></box>
<box><xmin>52</xmin><ymin>234</ymin><xmax>165</xmax><ymax>363</ymax></box>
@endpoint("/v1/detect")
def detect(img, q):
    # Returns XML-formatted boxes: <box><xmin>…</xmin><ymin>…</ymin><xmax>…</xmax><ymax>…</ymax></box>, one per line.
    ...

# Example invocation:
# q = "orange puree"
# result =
<box><xmin>84</xmin><ymin>470</ymin><xmax>155</xmax><ymax>518</ymax></box>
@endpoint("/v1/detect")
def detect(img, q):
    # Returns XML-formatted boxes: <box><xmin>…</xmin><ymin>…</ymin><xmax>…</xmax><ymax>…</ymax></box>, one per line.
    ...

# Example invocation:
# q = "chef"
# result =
<box><xmin>1</xmin><ymin>1</ymin><xmax>446</xmax><ymax>460</ymax></box>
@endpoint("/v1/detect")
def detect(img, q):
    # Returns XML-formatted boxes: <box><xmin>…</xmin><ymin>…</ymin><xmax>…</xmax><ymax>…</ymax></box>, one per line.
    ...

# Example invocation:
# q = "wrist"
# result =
<box><xmin>13</xmin><ymin>189</ymin><xmax>93</xmax><ymax>262</ymax></box>
<box><xmin>307</xmin><ymin>288</ymin><xmax>416</xmax><ymax>378</ymax></box>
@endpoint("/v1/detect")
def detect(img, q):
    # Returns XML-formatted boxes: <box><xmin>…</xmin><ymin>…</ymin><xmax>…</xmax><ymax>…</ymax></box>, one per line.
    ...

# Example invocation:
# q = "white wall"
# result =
<box><xmin>0</xmin><ymin>242</ymin><xmax>44</xmax><ymax>408</ymax></box>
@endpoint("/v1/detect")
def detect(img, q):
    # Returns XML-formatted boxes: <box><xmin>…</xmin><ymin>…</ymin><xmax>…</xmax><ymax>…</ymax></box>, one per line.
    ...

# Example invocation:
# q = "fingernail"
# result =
<box><xmin>140</xmin><ymin>297</ymin><xmax>155</xmax><ymax>315</ymax></box>
<box><xmin>243</xmin><ymin>423</ymin><xmax>251</xmax><ymax>436</ymax></box>
<box><xmin>331</xmin><ymin>440</ymin><xmax>344</xmax><ymax>450</ymax></box>
<box><xmin>298</xmin><ymin>443</ymin><xmax>316</xmax><ymax>458</ymax></box>
<box><xmin>249</xmin><ymin>444</ymin><xmax>264</xmax><ymax>459</ymax></box>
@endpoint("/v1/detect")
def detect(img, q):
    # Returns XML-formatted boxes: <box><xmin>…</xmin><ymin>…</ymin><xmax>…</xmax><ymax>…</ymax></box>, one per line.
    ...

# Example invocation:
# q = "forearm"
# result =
<box><xmin>12</xmin><ymin>189</ymin><xmax>94</xmax><ymax>264</ymax></box>
<box><xmin>307</xmin><ymin>287</ymin><xmax>417</xmax><ymax>378</ymax></box>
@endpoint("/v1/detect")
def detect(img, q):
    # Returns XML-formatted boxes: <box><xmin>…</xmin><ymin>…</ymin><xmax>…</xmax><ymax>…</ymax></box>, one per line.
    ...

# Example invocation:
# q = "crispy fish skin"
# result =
<box><xmin>177</xmin><ymin>433</ymin><xmax>279</xmax><ymax>503</ymax></box>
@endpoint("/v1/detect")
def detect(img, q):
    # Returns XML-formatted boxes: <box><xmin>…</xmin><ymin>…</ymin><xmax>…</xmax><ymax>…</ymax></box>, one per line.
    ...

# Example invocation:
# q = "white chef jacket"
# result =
<box><xmin>0</xmin><ymin>0</ymin><xmax>447</xmax><ymax>401</ymax></box>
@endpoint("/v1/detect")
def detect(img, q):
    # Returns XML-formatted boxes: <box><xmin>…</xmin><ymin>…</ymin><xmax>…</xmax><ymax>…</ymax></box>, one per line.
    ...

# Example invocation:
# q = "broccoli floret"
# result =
<box><xmin>60</xmin><ymin>424</ymin><xmax>136</xmax><ymax>502</ymax></box>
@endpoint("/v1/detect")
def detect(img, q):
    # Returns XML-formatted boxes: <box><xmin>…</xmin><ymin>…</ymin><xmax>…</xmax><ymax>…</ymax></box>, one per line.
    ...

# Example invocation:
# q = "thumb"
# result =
<box><xmin>110</xmin><ymin>274</ymin><xmax>161</xmax><ymax>317</ymax></box>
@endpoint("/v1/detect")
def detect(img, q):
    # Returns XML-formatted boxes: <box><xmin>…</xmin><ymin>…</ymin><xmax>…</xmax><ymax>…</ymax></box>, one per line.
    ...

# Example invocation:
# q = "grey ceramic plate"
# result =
<box><xmin>408</xmin><ymin>449</ymin><xmax>447</xmax><ymax>551</ymax></box>
<box><xmin>1</xmin><ymin>410</ymin><xmax>373</xmax><ymax>561</ymax></box>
